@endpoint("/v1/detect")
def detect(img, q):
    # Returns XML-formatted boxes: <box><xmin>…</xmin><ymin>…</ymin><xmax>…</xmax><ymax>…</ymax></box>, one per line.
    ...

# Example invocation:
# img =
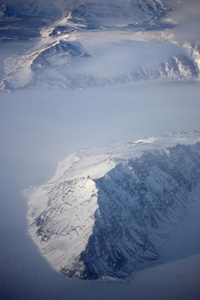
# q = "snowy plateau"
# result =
<box><xmin>24</xmin><ymin>132</ymin><xmax>200</xmax><ymax>280</ymax></box>
<box><xmin>0</xmin><ymin>0</ymin><xmax>200</xmax><ymax>91</ymax></box>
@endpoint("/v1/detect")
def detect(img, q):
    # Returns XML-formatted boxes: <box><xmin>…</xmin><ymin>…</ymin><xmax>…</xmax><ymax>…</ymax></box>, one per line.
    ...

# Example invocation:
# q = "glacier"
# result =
<box><xmin>24</xmin><ymin>131</ymin><xmax>200</xmax><ymax>280</ymax></box>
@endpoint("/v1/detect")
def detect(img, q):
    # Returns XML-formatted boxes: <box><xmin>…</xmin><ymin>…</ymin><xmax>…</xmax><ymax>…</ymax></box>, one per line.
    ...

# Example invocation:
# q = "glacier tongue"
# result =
<box><xmin>24</xmin><ymin>132</ymin><xmax>200</xmax><ymax>280</ymax></box>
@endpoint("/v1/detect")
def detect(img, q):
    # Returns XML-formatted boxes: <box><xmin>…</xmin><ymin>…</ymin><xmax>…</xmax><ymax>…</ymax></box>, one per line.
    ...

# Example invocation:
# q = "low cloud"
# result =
<box><xmin>169</xmin><ymin>0</ymin><xmax>200</xmax><ymax>41</ymax></box>
<box><xmin>68</xmin><ymin>41</ymin><xmax>184</xmax><ymax>79</ymax></box>
<box><xmin>1</xmin><ymin>80</ymin><xmax>200</xmax><ymax>186</ymax></box>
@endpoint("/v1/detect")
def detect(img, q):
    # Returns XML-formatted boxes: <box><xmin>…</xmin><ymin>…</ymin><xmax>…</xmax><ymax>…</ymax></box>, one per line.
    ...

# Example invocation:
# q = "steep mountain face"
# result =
<box><xmin>31</xmin><ymin>41</ymin><xmax>90</xmax><ymax>70</ymax></box>
<box><xmin>75</xmin><ymin>144</ymin><xmax>200</xmax><ymax>279</ymax></box>
<box><xmin>0</xmin><ymin>0</ymin><xmax>199</xmax><ymax>91</ymax></box>
<box><xmin>24</xmin><ymin>132</ymin><xmax>200</xmax><ymax>280</ymax></box>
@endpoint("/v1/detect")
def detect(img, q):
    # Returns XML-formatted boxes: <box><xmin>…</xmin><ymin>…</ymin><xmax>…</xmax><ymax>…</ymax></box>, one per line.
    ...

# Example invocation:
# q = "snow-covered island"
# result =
<box><xmin>23</xmin><ymin>131</ymin><xmax>200</xmax><ymax>280</ymax></box>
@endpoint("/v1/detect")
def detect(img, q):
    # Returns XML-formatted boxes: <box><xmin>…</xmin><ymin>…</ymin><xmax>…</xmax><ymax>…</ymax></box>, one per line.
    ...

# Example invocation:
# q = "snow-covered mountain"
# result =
<box><xmin>0</xmin><ymin>0</ymin><xmax>171</xmax><ymax>38</ymax></box>
<box><xmin>24</xmin><ymin>132</ymin><xmax>200</xmax><ymax>280</ymax></box>
<box><xmin>0</xmin><ymin>0</ymin><xmax>199</xmax><ymax>91</ymax></box>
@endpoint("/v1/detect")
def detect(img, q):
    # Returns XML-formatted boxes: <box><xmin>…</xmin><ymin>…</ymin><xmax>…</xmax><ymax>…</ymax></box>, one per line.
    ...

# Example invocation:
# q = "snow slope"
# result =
<box><xmin>24</xmin><ymin>131</ymin><xmax>200</xmax><ymax>279</ymax></box>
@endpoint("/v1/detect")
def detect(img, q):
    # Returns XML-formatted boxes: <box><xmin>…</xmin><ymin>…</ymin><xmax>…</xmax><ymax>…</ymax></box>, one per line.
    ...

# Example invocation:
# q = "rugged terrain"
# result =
<box><xmin>0</xmin><ymin>0</ymin><xmax>199</xmax><ymax>91</ymax></box>
<box><xmin>24</xmin><ymin>132</ymin><xmax>200</xmax><ymax>280</ymax></box>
